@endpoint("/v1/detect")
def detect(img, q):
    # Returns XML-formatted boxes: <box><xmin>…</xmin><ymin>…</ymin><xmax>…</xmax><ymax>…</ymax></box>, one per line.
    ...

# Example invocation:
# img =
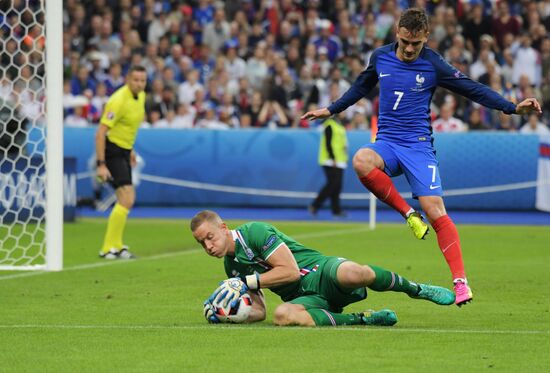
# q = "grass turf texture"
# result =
<box><xmin>1</xmin><ymin>218</ymin><xmax>549</xmax><ymax>371</ymax></box>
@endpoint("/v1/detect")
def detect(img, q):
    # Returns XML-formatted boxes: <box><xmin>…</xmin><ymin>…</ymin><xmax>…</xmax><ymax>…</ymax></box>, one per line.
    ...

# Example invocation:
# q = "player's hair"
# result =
<box><xmin>190</xmin><ymin>210</ymin><xmax>223</xmax><ymax>232</ymax></box>
<box><xmin>127</xmin><ymin>65</ymin><xmax>146</xmax><ymax>74</ymax></box>
<box><xmin>398</xmin><ymin>8</ymin><xmax>429</xmax><ymax>35</ymax></box>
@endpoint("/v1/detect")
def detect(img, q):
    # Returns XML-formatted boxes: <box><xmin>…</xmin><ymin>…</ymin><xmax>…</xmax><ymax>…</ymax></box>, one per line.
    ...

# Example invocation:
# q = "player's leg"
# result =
<box><xmin>400</xmin><ymin>149</ymin><xmax>472</xmax><ymax>306</ymax></box>
<box><xmin>354</xmin><ymin>143</ymin><xmax>427</xmax><ymax>238</ymax></box>
<box><xmin>282</xmin><ymin>296</ymin><xmax>395</xmax><ymax>326</ymax></box>
<box><xmin>419</xmin><ymin>196</ymin><xmax>473</xmax><ymax>306</ymax></box>
<box><xmin>273</xmin><ymin>303</ymin><xmax>316</xmax><ymax>326</ymax></box>
<box><xmin>336</xmin><ymin>261</ymin><xmax>454</xmax><ymax>305</ymax></box>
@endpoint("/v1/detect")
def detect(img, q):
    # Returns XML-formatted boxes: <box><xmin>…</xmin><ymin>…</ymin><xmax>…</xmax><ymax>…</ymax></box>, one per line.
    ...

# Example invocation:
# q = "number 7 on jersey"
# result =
<box><xmin>393</xmin><ymin>91</ymin><xmax>404</xmax><ymax>110</ymax></box>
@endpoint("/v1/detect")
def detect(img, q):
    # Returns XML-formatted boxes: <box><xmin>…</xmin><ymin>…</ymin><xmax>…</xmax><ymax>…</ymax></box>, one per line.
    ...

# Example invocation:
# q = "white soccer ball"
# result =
<box><xmin>215</xmin><ymin>293</ymin><xmax>253</xmax><ymax>324</ymax></box>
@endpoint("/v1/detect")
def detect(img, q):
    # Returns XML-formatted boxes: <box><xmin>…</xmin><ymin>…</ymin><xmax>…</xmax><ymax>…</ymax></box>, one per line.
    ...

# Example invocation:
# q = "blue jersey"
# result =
<box><xmin>328</xmin><ymin>43</ymin><xmax>516</xmax><ymax>146</ymax></box>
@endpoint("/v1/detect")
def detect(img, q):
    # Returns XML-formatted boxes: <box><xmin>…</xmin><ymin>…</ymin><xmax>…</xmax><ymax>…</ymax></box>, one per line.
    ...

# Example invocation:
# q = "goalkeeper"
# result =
<box><xmin>192</xmin><ymin>210</ymin><xmax>456</xmax><ymax>326</ymax></box>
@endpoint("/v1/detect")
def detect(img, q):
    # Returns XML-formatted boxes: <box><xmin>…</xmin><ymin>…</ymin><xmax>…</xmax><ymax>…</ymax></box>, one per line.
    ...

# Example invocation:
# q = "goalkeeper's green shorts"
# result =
<box><xmin>289</xmin><ymin>256</ymin><xmax>367</xmax><ymax>313</ymax></box>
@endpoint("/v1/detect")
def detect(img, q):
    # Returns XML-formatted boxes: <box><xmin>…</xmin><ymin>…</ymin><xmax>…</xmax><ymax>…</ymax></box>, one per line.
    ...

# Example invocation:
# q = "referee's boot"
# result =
<box><xmin>406</xmin><ymin>211</ymin><xmax>429</xmax><ymax>240</ymax></box>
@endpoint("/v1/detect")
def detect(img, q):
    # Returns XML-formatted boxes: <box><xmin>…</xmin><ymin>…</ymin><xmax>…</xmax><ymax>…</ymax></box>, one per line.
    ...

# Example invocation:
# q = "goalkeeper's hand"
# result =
<box><xmin>210</xmin><ymin>278</ymin><xmax>248</xmax><ymax>309</ymax></box>
<box><xmin>203</xmin><ymin>300</ymin><xmax>220</xmax><ymax>324</ymax></box>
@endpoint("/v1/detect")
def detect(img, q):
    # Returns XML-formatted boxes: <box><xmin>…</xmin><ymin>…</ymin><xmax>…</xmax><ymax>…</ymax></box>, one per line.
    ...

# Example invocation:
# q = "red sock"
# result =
<box><xmin>432</xmin><ymin>215</ymin><xmax>466</xmax><ymax>280</ymax></box>
<box><xmin>359</xmin><ymin>168</ymin><xmax>411</xmax><ymax>217</ymax></box>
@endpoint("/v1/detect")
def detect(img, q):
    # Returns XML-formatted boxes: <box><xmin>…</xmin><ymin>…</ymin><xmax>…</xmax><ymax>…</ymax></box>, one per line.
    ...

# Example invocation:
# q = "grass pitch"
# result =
<box><xmin>1</xmin><ymin>218</ymin><xmax>549</xmax><ymax>372</ymax></box>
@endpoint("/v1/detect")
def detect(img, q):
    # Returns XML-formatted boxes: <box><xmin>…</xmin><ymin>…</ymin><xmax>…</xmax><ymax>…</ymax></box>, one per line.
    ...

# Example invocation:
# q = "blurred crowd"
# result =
<box><xmin>1</xmin><ymin>0</ymin><xmax>550</xmax><ymax>134</ymax></box>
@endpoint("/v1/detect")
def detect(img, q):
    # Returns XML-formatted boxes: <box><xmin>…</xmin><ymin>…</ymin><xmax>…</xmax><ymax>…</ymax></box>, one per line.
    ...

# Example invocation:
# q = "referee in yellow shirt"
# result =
<box><xmin>96</xmin><ymin>65</ymin><xmax>147</xmax><ymax>259</ymax></box>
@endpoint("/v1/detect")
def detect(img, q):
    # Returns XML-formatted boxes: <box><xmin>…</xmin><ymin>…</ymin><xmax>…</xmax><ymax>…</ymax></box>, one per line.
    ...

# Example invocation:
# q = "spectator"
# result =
<box><xmin>153</xmin><ymin>109</ymin><xmax>175</xmax><ymax>128</ymax></box>
<box><xmin>258</xmin><ymin>100</ymin><xmax>289</xmax><ymax>129</ymax></box>
<box><xmin>467</xmin><ymin>107</ymin><xmax>491</xmax><ymax>131</ymax></box>
<box><xmin>511</xmin><ymin>33</ymin><xmax>541</xmax><ymax>87</ymax></box>
<box><xmin>104</xmin><ymin>63</ymin><xmax>125</xmax><ymax>95</ymax></box>
<box><xmin>71</xmin><ymin>65</ymin><xmax>96</xmax><ymax>95</ymax></box>
<box><xmin>491</xmin><ymin>0</ymin><xmax>521</xmax><ymax>50</ymax></box>
<box><xmin>311</xmin><ymin>19</ymin><xmax>342</xmax><ymax>62</ymax></box>
<box><xmin>159</xmin><ymin>86</ymin><xmax>177</xmax><ymax>118</ymax></box>
<box><xmin>246</xmin><ymin>44</ymin><xmax>269</xmax><ymax>90</ymax></box>
<box><xmin>172</xmin><ymin>103</ymin><xmax>196</xmax><ymax>129</ymax></box>
<box><xmin>243</xmin><ymin>90</ymin><xmax>264</xmax><ymax>128</ymax></box>
<box><xmin>432</xmin><ymin>103</ymin><xmax>468</xmax><ymax>133</ymax></box>
<box><xmin>147</xmin><ymin>10</ymin><xmax>169</xmax><ymax>44</ymax></box>
<box><xmin>178</xmin><ymin>69</ymin><xmax>203</xmax><ymax>105</ymax></box>
<box><xmin>193</xmin><ymin>44</ymin><xmax>216</xmax><ymax>84</ymax></box>
<box><xmin>519</xmin><ymin>113</ymin><xmax>550</xmax><ymax>135</ymax></box>
<box><xmin>463</xmin><ymin>3</ymin><xmax>491</xmax><ymax>52</ymax></box>
<box><xmin>88</xmin><ymin>20</ymin><xmax>122</xmax><ymax>63</ymax></box>
<box><xmin>202</xmin><ymin>8</ymin><xmax>231</xmax><ymax>57</ymax></box>
<box><xmin>196</xmin><ymin>104</ymin><xmax>229</xmax><ymax>130</ymax></box>
<box><xmin>91</xmin><ymin>82</ymin><xmax>109</xmax><ymax>119</ymax></box>
<box><xmin>65</xmin><ymin>100</ymin><xmax>89</xmax><ymax>127</ymax></box>
<box><xmin>224</xmin><ymin>43</ymin><xmax>247</xmax><ymax>82</ymax></box>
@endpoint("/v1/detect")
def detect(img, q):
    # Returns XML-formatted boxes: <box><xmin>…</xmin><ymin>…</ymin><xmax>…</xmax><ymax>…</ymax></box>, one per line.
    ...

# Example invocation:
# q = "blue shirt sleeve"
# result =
<box><xmin>428</xmin><ymin>51</ymin><xmax>517</xmax><ymax>114</ymax></box>
<box><xmin>327</xmin><ymin>50</ymin><xmax>380</xmax><ymax>114</ymax></box>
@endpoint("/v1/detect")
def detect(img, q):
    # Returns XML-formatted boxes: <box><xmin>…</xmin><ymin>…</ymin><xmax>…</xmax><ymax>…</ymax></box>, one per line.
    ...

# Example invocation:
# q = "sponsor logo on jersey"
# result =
<box><xmin>379</xmin><ymin>72</ymin><xmax>391</xmax><ymax>78</ymax></box>
<box><xmin>262</xmin><ymin>235</ymin><xmax>277</xmax><ymax>251</ymax></box>
<box><xmin>107</xmin><ymin>111</ymin><xmax>114</xmax><ymax>120</ymax></box>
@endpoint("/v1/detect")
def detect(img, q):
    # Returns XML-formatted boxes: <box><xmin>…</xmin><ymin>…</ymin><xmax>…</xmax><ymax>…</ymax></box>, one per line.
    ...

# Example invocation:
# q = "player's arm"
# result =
<box><xmin>301</xmin><ymin>51</ymin><xmax>380</xmax><ymax>120</ymax></box>
<box><xmin>95</xmin><ymin>123</ymin><xmax>111</xmax><ymax>182</ymax></box>
<box><xmin>432</xmin><ymin>53</ymin><xmax>542</xmax><ymax>115</ymax></box>
<box><xmin>246</xmin><ymin>290</ymin><xmax>266</xmax><ymax>323</ymax></box>
<box><xmin>246</xmin><ymin>243</ymin><xmax>300</xmax><ymax>290</ymax></box>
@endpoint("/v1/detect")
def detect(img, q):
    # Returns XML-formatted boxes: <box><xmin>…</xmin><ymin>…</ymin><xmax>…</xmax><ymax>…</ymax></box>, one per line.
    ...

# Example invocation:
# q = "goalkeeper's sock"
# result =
<box><xmin>101</xmin><ymin>203</ymin><xmax>129</xmax><ymax>253</ymax></box>
<box><xmin>368</xmin><ymin>265</ymin><xmax>420</xmax><ymax>297</ymax></box>
<box><xmin>432</xmin><ymin>215</ymin><xmax>466</xmax><ymax>280</ymax></box>
<box><xmin>307</xmin><ymin>309</ymin><xmax>363</xmax><ymax>326</ymax></box>
<box><xmin>359</xmin><ymin>168</ymin><xmax>411</xmax><ymax>217</ymax></box>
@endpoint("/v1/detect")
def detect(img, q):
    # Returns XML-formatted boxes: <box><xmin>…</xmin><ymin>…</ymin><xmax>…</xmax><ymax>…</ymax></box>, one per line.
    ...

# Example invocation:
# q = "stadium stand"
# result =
<box><xmin>1</xmin><ymin>0</ymin><xmax>549</xmax><ymax>132</ymax></box>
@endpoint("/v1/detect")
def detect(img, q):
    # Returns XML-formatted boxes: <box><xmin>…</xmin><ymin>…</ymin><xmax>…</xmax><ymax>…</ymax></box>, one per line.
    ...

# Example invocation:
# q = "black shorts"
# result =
<box><xmin>105</xmin><ymin>138</ymin><xmax>132</xmax><ymax>189</ymax></box>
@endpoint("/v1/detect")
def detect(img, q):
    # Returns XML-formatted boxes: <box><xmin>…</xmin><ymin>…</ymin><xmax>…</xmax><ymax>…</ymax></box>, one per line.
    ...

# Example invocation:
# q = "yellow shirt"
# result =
<box><xmin>100</xmin><ymin>85</ymin><xmax>145</xmax><ymax>149</ymax></box>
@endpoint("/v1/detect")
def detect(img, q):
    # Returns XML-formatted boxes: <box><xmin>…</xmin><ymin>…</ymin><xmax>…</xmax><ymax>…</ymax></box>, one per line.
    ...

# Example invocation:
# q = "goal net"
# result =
<box><xmin>0</xmin><ymin>0</ymin><xmax>63</xmax><ymax>271</ymax></box>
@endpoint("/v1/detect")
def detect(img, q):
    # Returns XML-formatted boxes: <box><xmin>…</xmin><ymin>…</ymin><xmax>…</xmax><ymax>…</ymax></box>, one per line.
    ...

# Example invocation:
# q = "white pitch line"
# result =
<box><xmin>0</xmin><ymin>226</ymin><xmax>370</xmax><ymax>282</ymax></box>
<box><xmin>0</xmin><ymin>249</ymin><xmax>201</xmax><ymax>281</ymax></box>
<box><xmin>0</xmin><ymin>324</ymin><xmax>547</xmax><ymax>335</ymax></box>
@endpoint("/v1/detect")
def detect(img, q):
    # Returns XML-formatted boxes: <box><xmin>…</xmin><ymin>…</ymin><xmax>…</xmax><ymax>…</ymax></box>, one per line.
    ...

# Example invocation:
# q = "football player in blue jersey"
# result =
<box><xmin>302</xmin><ymin>8</ymin><xmax>541</xmax><ymax>306</ymax></box>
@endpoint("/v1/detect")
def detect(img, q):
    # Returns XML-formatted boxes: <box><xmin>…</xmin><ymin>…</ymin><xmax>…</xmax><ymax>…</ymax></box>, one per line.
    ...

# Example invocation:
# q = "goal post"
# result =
<box><xmin>45</xmin><ymin>0</ymin><xmax>63</xmax><ymax>271</ymax></box>
<box><xmin>0</xmin><ymin>0</ymin><xmax>63</xmax><ymax>271</ymax></box>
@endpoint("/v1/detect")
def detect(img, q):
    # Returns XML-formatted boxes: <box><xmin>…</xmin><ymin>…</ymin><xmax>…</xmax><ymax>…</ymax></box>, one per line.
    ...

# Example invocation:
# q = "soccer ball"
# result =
<box><xmin>215</xmin><ymin>293</ymin><xmax>253</xmax><ymax>324</ymax></box>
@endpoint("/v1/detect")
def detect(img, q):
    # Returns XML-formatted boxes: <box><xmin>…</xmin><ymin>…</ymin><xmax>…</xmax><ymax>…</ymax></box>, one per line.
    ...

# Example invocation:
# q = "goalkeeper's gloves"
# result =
<box><xmin>203</xmin><ymin>300</ymin><xmax>220</xmax><ymax>324</ymax></box>
<box><xmin>211</xmin><ymin>277</ymin><xmax>249</xmax><ymax>309</ymax></box>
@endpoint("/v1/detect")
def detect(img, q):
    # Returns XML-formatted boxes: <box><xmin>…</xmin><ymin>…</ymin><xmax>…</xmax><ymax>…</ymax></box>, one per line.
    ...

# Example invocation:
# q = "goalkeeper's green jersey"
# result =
<box><xmin>224</xmin><ymin>222</ymin><xmax>331</xmax><ymax>301</ymax></box>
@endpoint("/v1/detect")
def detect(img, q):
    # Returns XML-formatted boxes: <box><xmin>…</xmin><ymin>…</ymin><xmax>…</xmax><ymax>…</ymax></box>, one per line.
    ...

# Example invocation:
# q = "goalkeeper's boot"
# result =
<box><xmin>118</xmin><ymin>246</ymin><xmax>136</xmax><ymax>260</ymax></box>
<box><xmin>406</xmin><ymin>211</ymin><xmax>429</xmax><ymax>240</ymax></box>
<box><xmin>453</xmin><ymin>279</ymin><xmax>473</xmax><ymax>307</ymax></box>
<box><xmin>360</xmin><ymin>309</ymin><xmax>397</xmax><ymax>326</ymax></box>
<box><xmin>99</xmin><ymin>249</ymin><xmax>119</xmax><ymax>260</ymax></box>
<box><xmin>409</xmin><ymin>284</ymin><xmax>455</xmax><ymax>305</ymax></box>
